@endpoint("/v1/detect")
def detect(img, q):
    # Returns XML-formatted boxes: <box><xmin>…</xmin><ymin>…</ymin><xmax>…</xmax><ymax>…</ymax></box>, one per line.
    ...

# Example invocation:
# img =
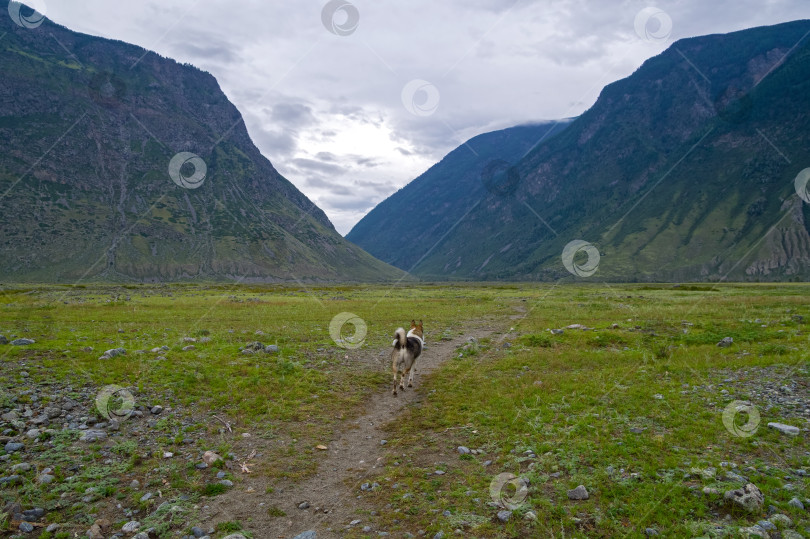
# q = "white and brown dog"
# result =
<box><xmin>392</xmin><ymin>320</ymin><xmax>423</xmax><ymax>396</ymax></box>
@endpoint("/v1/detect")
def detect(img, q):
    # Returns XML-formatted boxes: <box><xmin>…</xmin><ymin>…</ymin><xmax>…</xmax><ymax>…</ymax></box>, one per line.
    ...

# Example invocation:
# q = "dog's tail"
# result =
<box><xmin>393</xmin><ymin>327</ymin><xmax>407</xmax><ymax>349</ymax></box>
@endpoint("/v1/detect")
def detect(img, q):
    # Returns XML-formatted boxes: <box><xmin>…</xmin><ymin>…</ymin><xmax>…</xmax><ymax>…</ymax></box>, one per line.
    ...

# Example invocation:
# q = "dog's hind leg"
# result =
<box><xmin>400</xmin><ymin>367</ymin><xmax>410</xmax><ymax>391</ymax></box>
<box><xmin>407</xmin><ymin>367</ymin><xmax>415</xmax><ymax>388</ymax></box>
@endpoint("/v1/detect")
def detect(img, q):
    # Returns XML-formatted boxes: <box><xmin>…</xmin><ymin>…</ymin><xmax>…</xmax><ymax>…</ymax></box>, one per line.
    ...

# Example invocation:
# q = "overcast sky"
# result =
<box><xmin>36</xmin><ymin>0</ymin><xmax>810</xmax><ymax>234</ymax></box>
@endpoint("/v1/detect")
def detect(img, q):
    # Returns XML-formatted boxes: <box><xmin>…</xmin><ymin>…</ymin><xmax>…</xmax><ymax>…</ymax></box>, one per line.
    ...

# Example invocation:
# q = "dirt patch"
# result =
<box><xmin>201</xmin><ymin>324</ymin><xmax>496</xmax><ymax>538</ymax></box>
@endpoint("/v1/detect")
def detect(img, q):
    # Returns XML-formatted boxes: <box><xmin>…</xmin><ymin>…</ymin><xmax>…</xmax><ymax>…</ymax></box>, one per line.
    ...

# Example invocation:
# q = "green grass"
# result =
<box><xmin>0</xmin><ymin>282</ymin><xmax>807</xmax><ymax>538</ymax></box>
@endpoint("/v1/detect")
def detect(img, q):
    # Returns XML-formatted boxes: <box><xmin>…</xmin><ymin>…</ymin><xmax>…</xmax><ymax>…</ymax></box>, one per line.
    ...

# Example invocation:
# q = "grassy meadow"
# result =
<box><xmin>0</xmin><ymin>282</ymin><xmax>808</xmax><ymax>538</ymax></box>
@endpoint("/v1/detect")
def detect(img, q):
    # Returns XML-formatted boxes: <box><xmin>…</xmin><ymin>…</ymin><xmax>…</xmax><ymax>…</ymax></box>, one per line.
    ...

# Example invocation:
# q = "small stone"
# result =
<box><xmin>202</xmin><ymin>451</ymin><xmax>221</xmax><ymax>465</ymax></box>
<box><xmin>0</xmin><ymin>475</ymin><xmax>22</xmax><ymax>485</ymax></box>
<box><xmin>567</xmin><ymin>485</ymin><xmax>589</xmax><ymax>500</ymax></box>
<box><xmin>79</xmin><ymin>430</ymin><xmax>107</xmax><ymax>442</ymax></box>
<box><xmin>150</xmin><ymin>405</ymin><xmax>163</xmax><ymax>415</ymax></box>
<box><xmin>264</xmin><ymin>345</ymin><xmax>279</xmax><ymax>354</ymax></box>
<box><xmin>0</xmin><ymin>335</ymin><xmax>7</xmax><ymax>344</ymax></box>
<box><xmin>11</xmin><ymin>462</ymin><xmax>31</xmax><ymax>472</ymax></box>
<box><xmin>767</xmin><ymin>422</ymin><xmax>800</xmax><ymax>436</ymax></box>
<box><xmin>290</xmin><ymin>532</ymin><xmax>317</xmax><ymax>539</ymax></box>
<box><xmin>140</xmin><ymin>492</ymin><xmax>153</xmax><ymax>502</ymax></box>
<box><xmin>4</xmin><ymin>441</ymin><xmax>24</xmax><ymax>453</ymax></box>
<box><xmin>457</xmin><ymin>446</ymin><xmax>470</xmax><ymax>455</ymax></box>
<box><xmin>724</xmin><ymin>483</ymin><xmax>764</xmax><ymax>513</ymax></box>
<box><xmin>11</xmin><ymin>338</ymin><xmax>35</xmax><ymax>345</ymax></box>
<box><xmin>550</xmin><ymin>329</ymin><xmax>564</xmax><ymax>335</ymax></box>
<box><xmin>182</xmin><ymin>345</ymin><xmax>196</xmax><ymax>351</ymax></box>
<box><xmin>756</xmin><ymin>520</ymin><xmax>776</xmax><ymax>532</ymax></box>
<box><xmin>22</xmin><ymin>507</ymin><xmax>45</xmax><ymax>519</ymax></box>
<box><xmin>298</xmin><ymin>501</ymin><xmax>310</xmax><ymax>509</ymax></box>
<box><xmin>219</xmin><ymin>479</ymin><xmax>233</xmax><ymax>487</ymax></box>
<box><xmin>222</xmin><ymin>535</ymin><xmax>247</xmax><ymax>539</ymax></box>
<box><xmin>122</xmin><ymin>521</ymin><xmax>141</xmax><ymax>533</ymax></box>
<box><xmin>434</xmin><ymin>470</ymin><xmax>445</xmax><ymax>475</ymax></box>
<box><xmin>781</xmin><ymin>531</ymin><xmax>804</xmax><ymax>539</ymax></box>
<box><xmin>130</xmin><ymin>479</ymin><xmax>140</xmax><ymax>489</ymax></box>
<box><xmin>738</xmin><ymin>526</ymin><xmax>768</xmax><ymax>538</ymax></box>
<box><xmin>380</xmin><ymin>439</ymin><xmax>387</xmax><ymax>445</ymax></box>
<box><xmin>769</xmin><ymin>514</ymin><xmax>793</xmax><ymax>528</ymax></box>
<box><xmin>524</xmin><ymin>510</ymin><xmax>537</xmax><ymax>520</ymax></box>
<box><xmin>350</xmin><ymin>519</ymin><xmax>362</xmax><ymax>525</ymax></box>
<box><xmin>19</xmin><ymin>522</ymin><xmax>34</xmax><ymax>533</ymax></box>
<box><xmin>787</xmin><ymin>497</ymin><xmax>804</xmax><ymax>510</ymax></box>
<box><xmin>644</xmin><ymin>528</ymin><xmax>659</xmax><ymax>536</ymax></box>
<box><xmin>133</xmin><ymin>534</ymin><xmax>150</xmax><ymax>539</ymax></box>
<box><xmin>717</xmin><ymin>337</ymin><xmax>733</xmax><ymax>347</ymax></box>
<box><xmin>37</xmin><ymin>473</ymin><xmax>55</xmax><ymax>484</ymax></box>
<box><xmin>191</xmin><ymin>527</ymin><xmax>205</xmax><ymax>538</ymax></box>
<box><xmin>497</xmin><ymin>510</ymin><xmax>512</xmax><ymax>522</ymax></box>
<box><xmin>102</xmin><ymin>347</ymin><xmax>126</xmax><ymax>358</ymax></box>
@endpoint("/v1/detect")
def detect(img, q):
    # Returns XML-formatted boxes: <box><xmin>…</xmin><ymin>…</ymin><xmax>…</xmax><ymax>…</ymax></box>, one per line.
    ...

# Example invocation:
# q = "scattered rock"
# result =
<box><xmin>644</xmin><ymin>528</ymin><xmax>659</xmax><ymax>536</ymax></box>
<box><xmin>434</xmin><ymin>470</ymin><xmax>445</xmax><ymax>475</ymax></box>
<box><xmin>182</xmin><ymin>345</ymin><xmax>196</xmax><ymax>351</ymax></box>
<box><xmin>457</xmin><ymin>446</ymin><xmax>470</xmax><ymax>455</ymax></box>
<box><xmin>769</xmin><ymin>513</ymin><xmax>792</xmax><ymax>528</ymax></box>
<box><xmin>219</xmin><ymin>479</ymin><xmax>233</xmax><ymax>487</ymax></box>
<box><xmin>265</xmin><ymin>345</ymin><xmax>279</xmax><ymax>354</ymax></box>
<box><xmin>11</xmin><ymin>462</ymin><xmax>31</xmax><ymax>472</ymax></box>
<box><xmin>717</xmin><ymin>337</ymin><xmax>734</xmax><ymax>347</ymax></box>
<box><xmin>4</xmin><ymin>441</ymin><xmax>24</xmax><ymax>453</ymax></box>
<box><xmin>0</xmin><ymin>335</ymin><xmax>7</xmax><ymax>344</ymax></box>
<box><xmin>290</xmin><ymin>532</ymin><xmax>317</xmax><ymax>539</ymax></box>
<box><xmin>222</xmin><ymin>535</ymin><xmax>247</xmax><ymax>539</ymax></box>
<box><xmin>122</xmin><ymin>521</ymin><xmax>141</xmax><ymax>533</ymax></box>
<box><xmin>738</xmin><ymin>526</ymin><xmax>768</xmax><ymax>538</ymax></box>
<box><xmin>99</xmin><ymin>347</ymin><xmax>126</xmax><ymax>359</ymax></box>
<box><xmin>567</xmin><ymin>485</ymin><xmax>589</xmax><ymax>500</ymax></box>
<box><xmin>79</xmin><ymin>430</ymin><xmax>107</xmax><ymax>442</ymax></box>
<box><xmin>0</xmin><ymin>475</ymin><xmax>22</xmax><ymax>485</ymax></box>
<box><xmin>787</xmin><ymin>497</ymin><xmax>804</xmax><ymax>510</ymax></box>
<box><xmin>724</xmin><ymin>483</ymin><xmax>764</xmax><ymax>513</ymax></box>
<box><xmin>298</xmin><ymin>501</ymin><xmax>310</xmax><ymax>509</ymax></box>
<box><xmin>150</xmin><ymin>405</ymin><xmax>163</xmax><ymax>415</ymax></box>
<box><xmin>19</xmin><ymin>522</ymin><xmax>34</xmax><ymax>533</ymax></box>
<box><xmin>550</xmin><ymin>329</ymin><xmax>564</xmax><ymax>335</ymax></box>
<box><xmin>497</xmin><ymin>509</ymin><xmax>512</xmax><ymax>522</ymax></box>
<box><xmin>11</xmin><ymin>338</ymin><xmax>35</xmax><ymax>345</ymax></box>
<box><xmin>767</xmin><ymin>422</ymin><xmax>800</xmax><ymax>436</ymax></box>
<box><xmin>37</xmin><ymin>474</ymin><xmax>54</xmax><ymax>484</ymax></box>
<box><xmin>202</xmin><ymin>451</ymin><xmax>222</xmax><ymax>465</ymax></box>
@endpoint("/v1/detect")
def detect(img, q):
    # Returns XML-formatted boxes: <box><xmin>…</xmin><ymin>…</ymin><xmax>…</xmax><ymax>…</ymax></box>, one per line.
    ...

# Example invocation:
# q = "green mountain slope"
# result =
<box><xmin>351</xmin><ymin>20</ymin><xmax>810</xmax><ymax>282</ymax></box>
<box><xmin>0</xmin><ymin>1</ymin><xmax>403</xmax><ymax>282</ymax></box>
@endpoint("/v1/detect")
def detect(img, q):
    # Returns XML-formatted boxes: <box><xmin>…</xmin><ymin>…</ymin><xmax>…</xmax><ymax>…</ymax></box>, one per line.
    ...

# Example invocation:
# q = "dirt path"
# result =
<box><xmin>202</xmin><ymin>324</ymin><xmax>495</xmax><ymax>538</ymax></box>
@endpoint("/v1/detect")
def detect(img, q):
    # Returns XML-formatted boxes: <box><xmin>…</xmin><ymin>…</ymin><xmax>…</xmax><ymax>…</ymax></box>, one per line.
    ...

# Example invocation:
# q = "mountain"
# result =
<box><xmin>346</xmin><ymin>121</ymin><xmax>572</xmax><ymax>270</ymax></box>
<box><xmin>349</xmin><ymin>20</ymin><xmax>810</xmax><ymax>282</ymax></box>
<box><xmin>0</xmin><ymin>1</ymin><xmax>403</xmax><ymax>282</ymax></box>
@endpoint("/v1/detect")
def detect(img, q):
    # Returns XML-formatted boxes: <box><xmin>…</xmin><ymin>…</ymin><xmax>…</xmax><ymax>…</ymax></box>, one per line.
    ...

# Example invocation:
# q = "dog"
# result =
<box><xmin>392</xmin><ymin>320</ymin><xmax>423</xmax><ymax>396</ymax></box>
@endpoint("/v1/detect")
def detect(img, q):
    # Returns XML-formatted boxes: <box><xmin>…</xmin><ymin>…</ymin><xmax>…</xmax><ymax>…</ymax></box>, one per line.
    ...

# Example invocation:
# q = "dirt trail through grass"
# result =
<box><xmin>203</xmin><ymin>324</ymin><xmax>497</xmax><ymax>538</ymax></box>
